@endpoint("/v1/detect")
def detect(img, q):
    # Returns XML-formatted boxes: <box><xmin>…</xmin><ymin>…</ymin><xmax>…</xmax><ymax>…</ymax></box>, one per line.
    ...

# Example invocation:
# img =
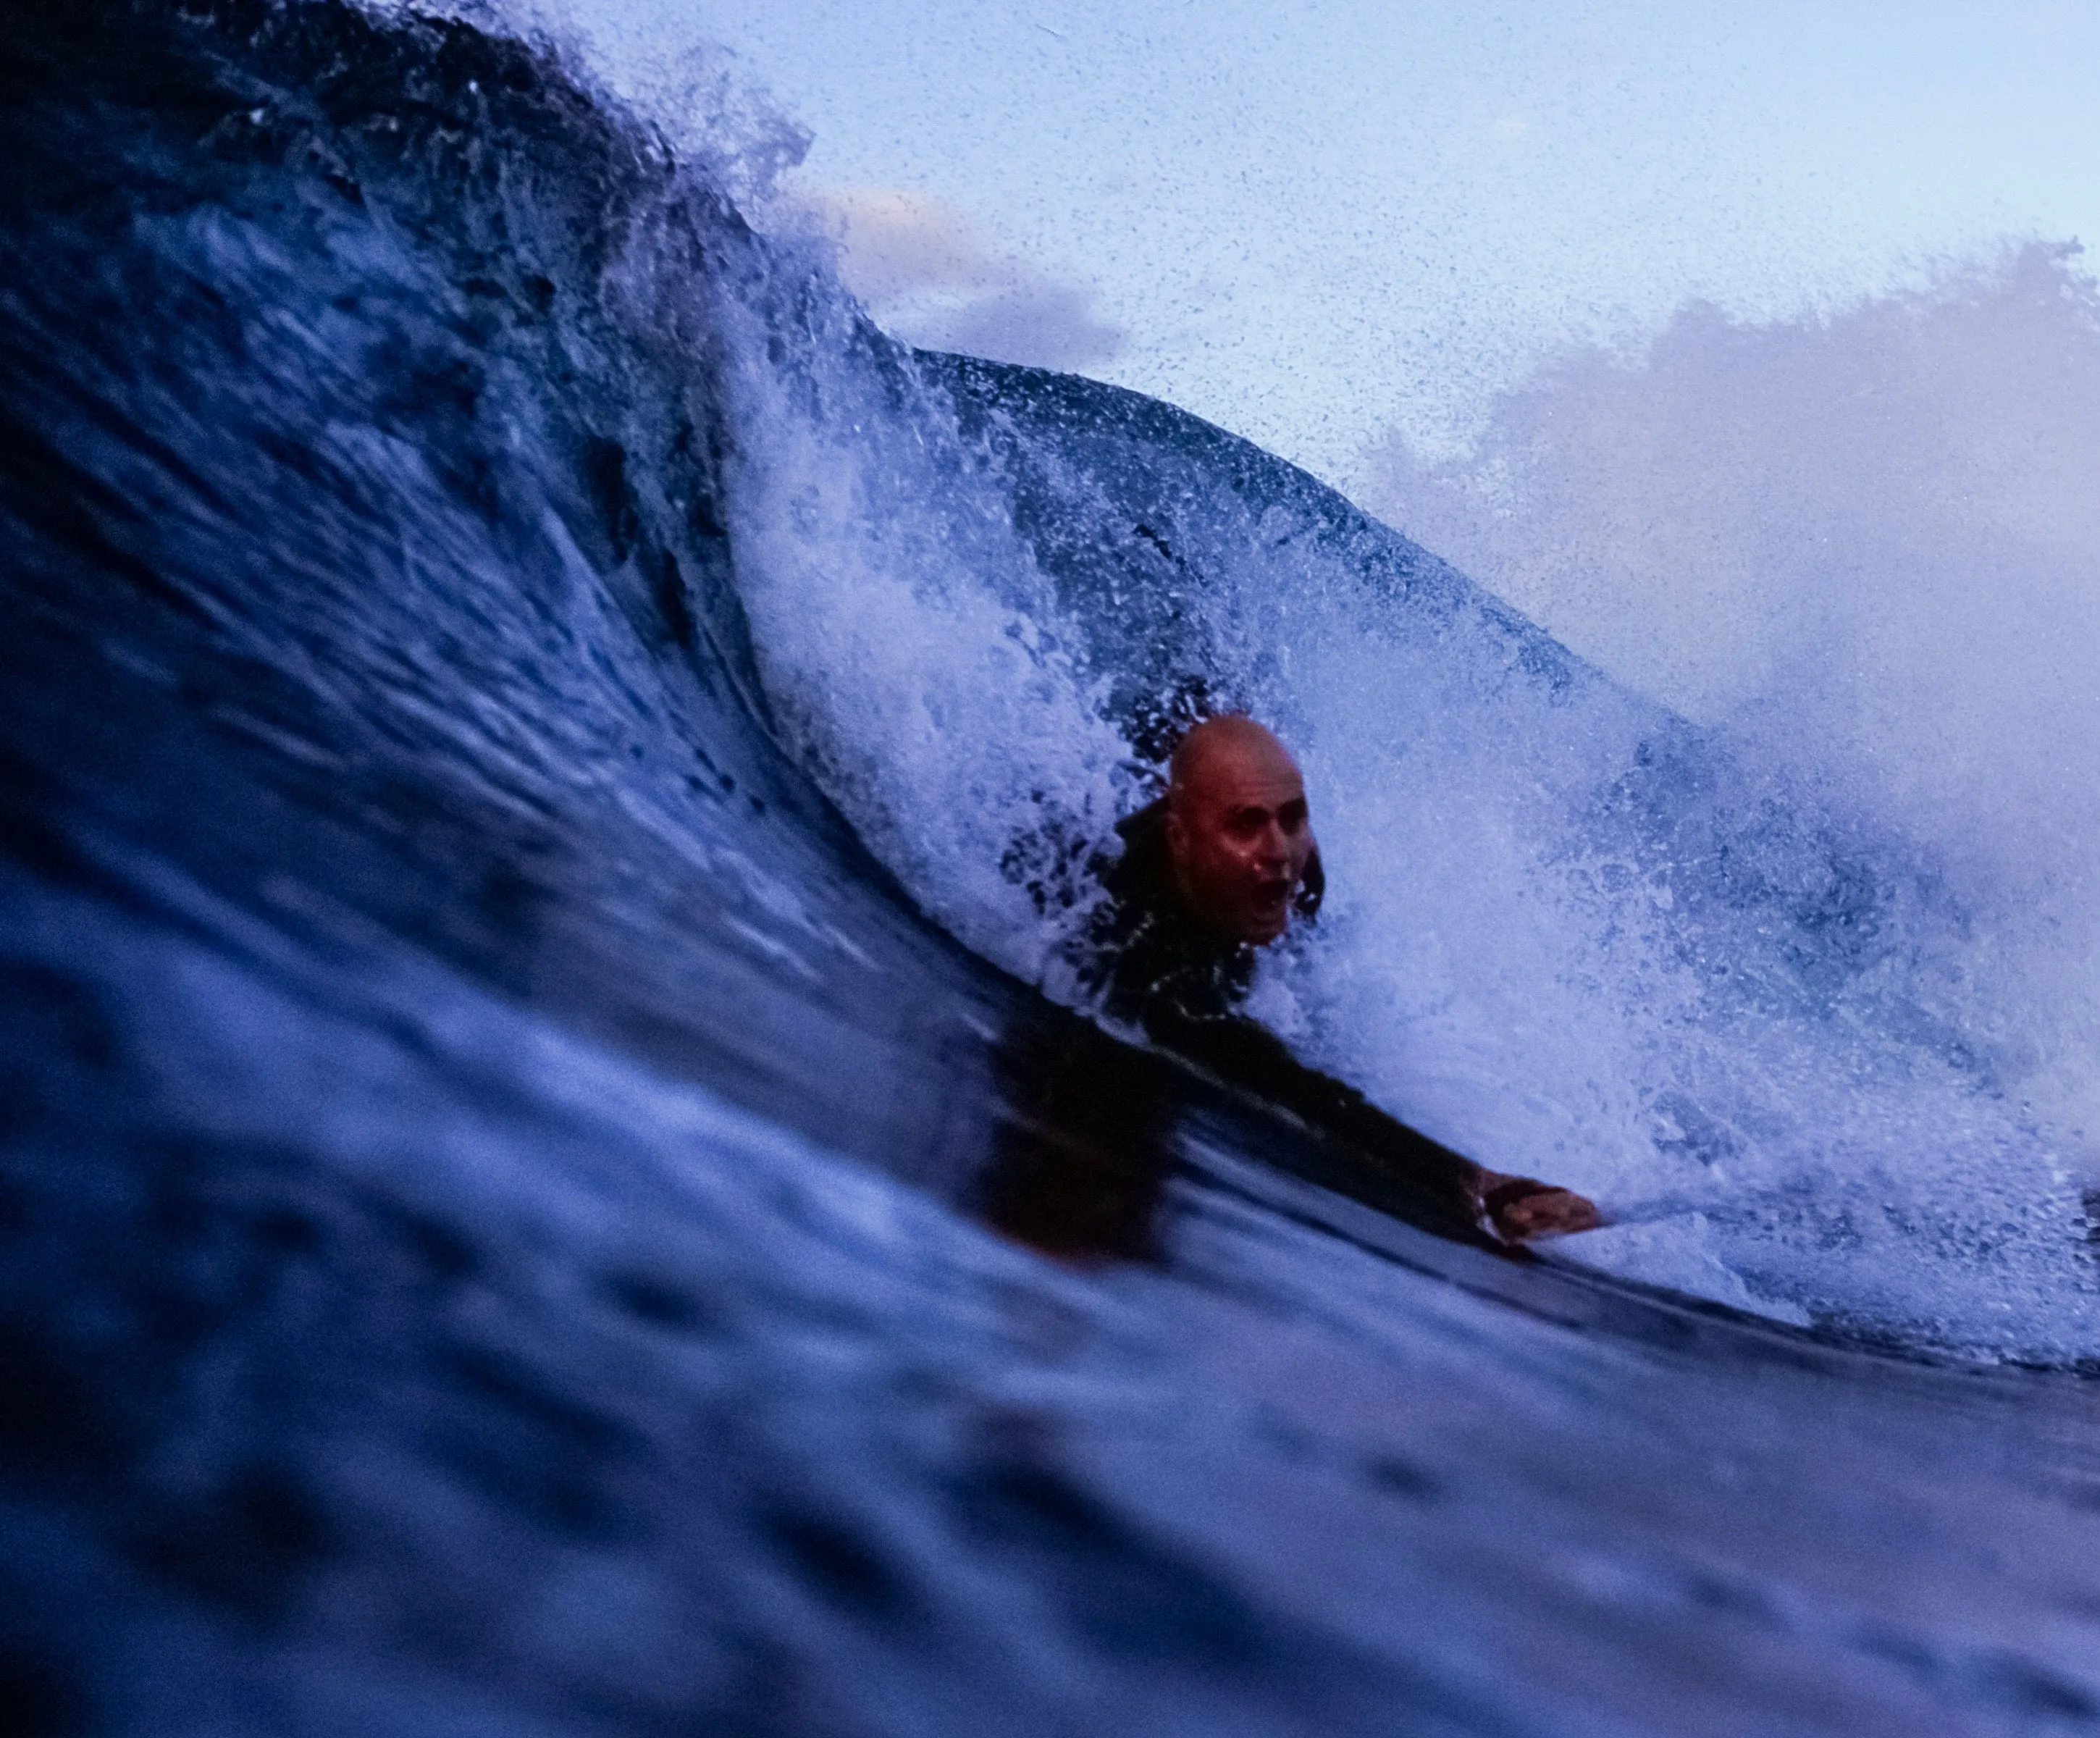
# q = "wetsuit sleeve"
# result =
<box><xmin>1140</xmin><ymin>1004</ymin><xmax>1484</xmax><ymax>1227</ymax></box>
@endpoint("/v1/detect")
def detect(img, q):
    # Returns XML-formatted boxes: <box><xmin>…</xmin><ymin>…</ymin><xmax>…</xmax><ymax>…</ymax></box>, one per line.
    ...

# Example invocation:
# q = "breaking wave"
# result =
<box><xmin>8</xmin><ymin>4</ymin><xmax>2100</xmax><ymax>1729</ymax></box>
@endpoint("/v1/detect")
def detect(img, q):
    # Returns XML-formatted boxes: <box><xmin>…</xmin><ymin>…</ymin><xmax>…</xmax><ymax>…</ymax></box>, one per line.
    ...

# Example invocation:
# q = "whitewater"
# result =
<box><xmin>4</xmin><ymin>2</ymin><xmax>2100</xmax><ymax>1733</ymax></box>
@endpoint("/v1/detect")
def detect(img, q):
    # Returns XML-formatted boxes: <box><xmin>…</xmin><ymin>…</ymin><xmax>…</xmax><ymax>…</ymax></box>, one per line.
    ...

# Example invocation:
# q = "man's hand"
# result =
<box><xmin>1477</xmin><ymin>1171</ymin><xmax>1603</xmax><ymax>1244</ymax></box>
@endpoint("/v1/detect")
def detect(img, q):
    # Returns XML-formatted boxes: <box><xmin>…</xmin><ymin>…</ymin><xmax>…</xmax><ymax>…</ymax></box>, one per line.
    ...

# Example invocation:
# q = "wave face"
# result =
<box><xmin>6</xmin><ymin>4</ymin><xmax>2100</xmax><ymax>1733</ymax></box>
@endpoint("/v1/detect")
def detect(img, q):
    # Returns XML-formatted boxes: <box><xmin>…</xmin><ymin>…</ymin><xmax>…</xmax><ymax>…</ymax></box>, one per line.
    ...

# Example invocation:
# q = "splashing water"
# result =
<box><xmin>703</xmin><ymin>173</ymin><xmax>2100</xmax><ymax>1354</ymax></box>
<box><xmin>14</xmin><ymin>7</ymin><xmax>2100</xmax><ymax>1731</ymax></box>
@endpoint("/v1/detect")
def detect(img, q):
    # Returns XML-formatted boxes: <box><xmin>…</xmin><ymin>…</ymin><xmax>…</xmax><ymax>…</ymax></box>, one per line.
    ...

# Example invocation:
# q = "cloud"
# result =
<box><xmin>1357</xmin><ymin>241</ymin><xmax>2100</xmax><ymax>854</ymax></box>
<box><xmin>912</xmin><ymin>280</ymin><xmax>1124</xmax><ymax>374</ymax></box>
<box><xmin>803</xmin><ymin>187</ymin><xmax>1123</xmax><ymax>374</ymax></box>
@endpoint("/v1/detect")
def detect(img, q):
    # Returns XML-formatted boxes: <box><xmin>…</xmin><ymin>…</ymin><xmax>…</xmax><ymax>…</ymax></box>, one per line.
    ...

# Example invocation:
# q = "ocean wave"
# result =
<box><xmin>6</xmin><ymin>3</ymin><xmax>2100</xmax><ymax>1729</ymax></box>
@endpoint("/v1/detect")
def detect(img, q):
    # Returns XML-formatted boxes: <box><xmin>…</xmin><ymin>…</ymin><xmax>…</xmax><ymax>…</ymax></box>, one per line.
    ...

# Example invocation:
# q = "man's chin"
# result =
<box><xmin>1242</xmin><ymin>905</ymin><xmax>1290</xmax><ymax>944</ymax></box>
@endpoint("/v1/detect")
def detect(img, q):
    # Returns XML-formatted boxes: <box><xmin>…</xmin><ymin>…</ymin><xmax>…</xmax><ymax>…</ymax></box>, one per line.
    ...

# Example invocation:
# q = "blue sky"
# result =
<box><xmin>573</xmin><ymin>0</ymin><xmax>2100</xmax><ymax>490</ymax></box>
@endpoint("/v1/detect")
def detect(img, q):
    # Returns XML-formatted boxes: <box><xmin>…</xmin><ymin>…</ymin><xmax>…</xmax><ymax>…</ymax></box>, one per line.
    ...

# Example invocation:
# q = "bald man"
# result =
<box><xmin>1091</xmin><ymin>715</ymin><xmax>1600</xmax><ymax>1246</ymax></box>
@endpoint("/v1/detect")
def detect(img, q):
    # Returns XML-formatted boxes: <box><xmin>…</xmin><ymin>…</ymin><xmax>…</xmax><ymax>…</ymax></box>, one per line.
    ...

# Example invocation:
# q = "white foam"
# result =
<box><xmin>709</xmin><ymin>250</ymin><xmax>1133</xmax><ymax>981</ymax></box>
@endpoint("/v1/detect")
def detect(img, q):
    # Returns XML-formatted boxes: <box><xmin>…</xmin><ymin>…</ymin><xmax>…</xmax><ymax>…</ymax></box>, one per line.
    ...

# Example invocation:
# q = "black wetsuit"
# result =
<box><xmin>1086</xmin><ymin>797</ymin><xmax>1485</xmax><ymax>1231</ymax></box>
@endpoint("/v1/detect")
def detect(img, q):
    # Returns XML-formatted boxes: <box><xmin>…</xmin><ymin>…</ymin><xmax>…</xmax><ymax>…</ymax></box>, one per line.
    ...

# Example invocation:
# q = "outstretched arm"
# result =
<box><xmin>1147</xmin><ymin>1008</ymin><xmax>1601</xmax><ymax>1245</ymax></box>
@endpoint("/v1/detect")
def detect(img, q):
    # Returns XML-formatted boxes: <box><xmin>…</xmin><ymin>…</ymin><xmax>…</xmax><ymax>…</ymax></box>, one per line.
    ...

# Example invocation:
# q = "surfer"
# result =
<box><xmin>1089</xmin><ymin>714</ymin><xmax>1601</xmax><ymax>1246</ymax></box>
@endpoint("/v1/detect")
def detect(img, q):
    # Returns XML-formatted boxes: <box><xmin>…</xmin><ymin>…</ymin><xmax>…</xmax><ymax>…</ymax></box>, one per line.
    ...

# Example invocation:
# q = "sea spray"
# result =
<box><xmin>700</xmin><ymin>206</ymin><xmax>2099</xmax><ymax>1351</ymax></box>
<box><xmin>1363</xmin><ymin>248</ymin><xmax>2100</xmax><ymax>1338</ymax></box>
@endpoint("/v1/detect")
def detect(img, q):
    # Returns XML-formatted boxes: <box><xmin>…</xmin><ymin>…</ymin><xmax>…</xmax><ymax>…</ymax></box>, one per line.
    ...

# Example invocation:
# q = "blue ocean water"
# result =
<box><xmin>4</xmin><ymin>4</ymin><xmax>2100</xmax><ymax>1732</ymax></box>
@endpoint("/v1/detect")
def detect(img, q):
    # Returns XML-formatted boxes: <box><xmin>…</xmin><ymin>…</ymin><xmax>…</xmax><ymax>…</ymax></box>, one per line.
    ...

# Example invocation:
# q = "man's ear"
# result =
<box><xmin>1294</xmin><ymin>844</ymin><xmax>1324</xmax><ymax>919</ymax></box>
<box><xmin>1163</xmin><ymin>800</ymin><xmax>1188</xmax><ymax>865</ymax></box>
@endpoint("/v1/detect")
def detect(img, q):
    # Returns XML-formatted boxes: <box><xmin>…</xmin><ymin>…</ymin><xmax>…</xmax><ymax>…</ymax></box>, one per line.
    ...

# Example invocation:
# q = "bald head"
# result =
<box><xmin>1164</xmin><ymin>716</ymin><xmax>1315</xmax><ymax>944</ymax></box>
<box><xmin>1170</xmin><ymin>715</ymin><xmax>1298</xmax><ymax>792</ymax></box>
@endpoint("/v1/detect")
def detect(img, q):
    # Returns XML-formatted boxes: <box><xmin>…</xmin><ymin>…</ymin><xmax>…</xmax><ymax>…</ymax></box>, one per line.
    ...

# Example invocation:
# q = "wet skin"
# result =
<box><xmin>1163</xmin><ymin>717</ymin><xmax>1602</xmax><ymax>1246</ymax></box>
<box><xmin>1164</xmin><ymin>715</ymin><xmax>1316</xmax><ymax>946</ymax></box>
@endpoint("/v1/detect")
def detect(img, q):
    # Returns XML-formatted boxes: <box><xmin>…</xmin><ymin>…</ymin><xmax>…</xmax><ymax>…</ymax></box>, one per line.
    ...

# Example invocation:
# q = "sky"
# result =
<box><xmin>564</xmin><ymin>0</ymin><xmax>2100</xmax><ymax>493</ymax></box>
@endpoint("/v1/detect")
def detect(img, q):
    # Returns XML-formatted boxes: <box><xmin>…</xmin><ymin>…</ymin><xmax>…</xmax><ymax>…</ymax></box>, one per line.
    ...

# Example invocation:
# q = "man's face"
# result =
<box><xmin>1165</xmin><ymin>724</ymin><xmax>1316</xmax><ymax>945</ymax></box>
